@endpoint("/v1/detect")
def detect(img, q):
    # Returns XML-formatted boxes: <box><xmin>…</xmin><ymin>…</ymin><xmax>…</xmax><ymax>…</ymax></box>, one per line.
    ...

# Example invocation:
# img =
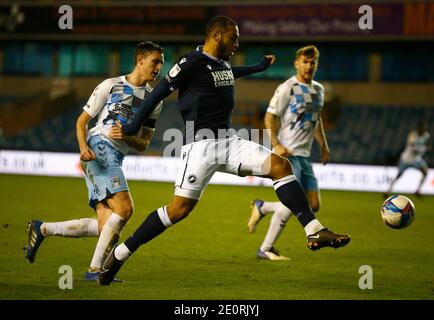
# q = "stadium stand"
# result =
<box><xmin>1</xmin><ymin>9</ymin><xmax>433</xmax><ymax>168</ymax></box>
<box><xmin>4</xmin><ymin>101</ymin><xmax>433</xmax><ymax>168</ymax></box>
<box><xmin>0</xmin><ymin>96</ymin><xmax>18</xmax><ymax>107</ymax></box>
<box><xmin>5</xmin><ymin>100</ymin><xmax>85</xmax><ymax>152</ymax></box>
<box><xmin>311</xmin><ymin>105</ymin><xmax>434</xmax><ymax>166</ymax></box>
<box><xmin>245</xmin><ymin>45</ymin><xmax>369</xmax><ymax>81</ymax></box>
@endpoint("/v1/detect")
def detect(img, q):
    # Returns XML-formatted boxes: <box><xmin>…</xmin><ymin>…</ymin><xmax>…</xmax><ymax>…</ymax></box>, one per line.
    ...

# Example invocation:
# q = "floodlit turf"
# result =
<box><xmin>0</xmin><ymin>174</ymin><xmax>433</xmax><ymax>300</ymax></box>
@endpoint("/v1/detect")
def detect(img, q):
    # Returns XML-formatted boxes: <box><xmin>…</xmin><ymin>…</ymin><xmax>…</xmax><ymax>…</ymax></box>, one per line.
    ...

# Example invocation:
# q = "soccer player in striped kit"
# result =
<box><xmin>26</xmin><ymin>42</ymin><xmax>164</xmax><ymax>281</ymax></box>
<box><xmin>248</xmin><ymin>45</ymin><xmax>331</xmax><ymax>261</ymax></box>
<box><xmin>385</xmin><ymin>121</ymin><xmax>431</xmax><ymax>198</ymax></box>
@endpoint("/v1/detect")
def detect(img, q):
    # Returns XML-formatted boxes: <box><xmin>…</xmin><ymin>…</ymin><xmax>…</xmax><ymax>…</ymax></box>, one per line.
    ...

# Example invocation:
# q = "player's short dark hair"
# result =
<box><xmin>296</xmin><ymin>45</ymin><xmax>320</xmax><ymax>61</ymax></box>
<box><xmin>205</xmin><ymin>15</ymin><xmax>237</xmax><ymax>38</ymax></box>
<box><xmin>134</xmin><ymin>41</ymin><xmax>164</xmax><ymax>64</ymax></box>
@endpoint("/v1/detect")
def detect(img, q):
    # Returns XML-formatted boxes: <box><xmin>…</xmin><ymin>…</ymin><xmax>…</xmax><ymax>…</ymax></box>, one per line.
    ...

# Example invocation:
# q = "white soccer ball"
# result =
<box><xmin>381</xmin><ymin>195</ymin><xmax>415</xmax><ymax>229</ymax></box>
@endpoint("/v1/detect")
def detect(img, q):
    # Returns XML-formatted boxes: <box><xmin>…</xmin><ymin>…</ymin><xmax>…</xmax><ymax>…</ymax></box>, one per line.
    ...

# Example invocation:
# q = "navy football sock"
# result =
<box><xmin>274</xmin><ymin>177</ymin><xmax>315</xmax><ymax>228</ymax></box>
<box><xmin>124</xmin><ymin>210</ymin><xmax>166</xmax><ymax>253</ymax></box>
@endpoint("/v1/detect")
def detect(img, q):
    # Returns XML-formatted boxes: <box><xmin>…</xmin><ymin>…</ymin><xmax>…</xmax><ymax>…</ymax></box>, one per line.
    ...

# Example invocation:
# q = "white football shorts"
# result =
<box><xmin>174</xmin><ymin>134</ymin><xmax>272</xmax><ymax>200</ymax></box>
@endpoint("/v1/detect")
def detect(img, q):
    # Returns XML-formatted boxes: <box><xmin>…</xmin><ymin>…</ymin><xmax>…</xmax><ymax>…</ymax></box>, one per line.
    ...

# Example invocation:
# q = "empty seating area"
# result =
<box><xmin>0</xmin><ymin>96</ymin><xmax>18</xmax><ymax>106</ymax></box>
<box><xmin>312</xmin><ymin>105</ymin><xmax>434</xmax><ymax>166</ymax></box>
<box><xmin>381</xmin><ymin>46</ymin><xmax>434</xmax><ymax>82</ymax></box>
<box><xmin>4</xmin><ymin>102</ymin><xmax>84</xmax><ymax>152</ymax></box>
<box><xmin>245</xmin><ymin>44</ymin><xmax>369</xmax><ymax>81</ymax></box>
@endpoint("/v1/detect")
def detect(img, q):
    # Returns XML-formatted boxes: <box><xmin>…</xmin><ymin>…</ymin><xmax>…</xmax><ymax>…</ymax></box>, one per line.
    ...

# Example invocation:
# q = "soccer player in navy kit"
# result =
<box><xmin>99</xmin><ymin>16</ymin><xmax>350</xmax><ymax>285</ymax></box>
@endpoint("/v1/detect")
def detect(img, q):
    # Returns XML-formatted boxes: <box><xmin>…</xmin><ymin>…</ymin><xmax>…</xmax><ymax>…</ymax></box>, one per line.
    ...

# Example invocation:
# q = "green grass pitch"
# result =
<box><xmin>0</xmin><ymin>174</ymin><xmax>433</xmax><ymax>300</ymax></box>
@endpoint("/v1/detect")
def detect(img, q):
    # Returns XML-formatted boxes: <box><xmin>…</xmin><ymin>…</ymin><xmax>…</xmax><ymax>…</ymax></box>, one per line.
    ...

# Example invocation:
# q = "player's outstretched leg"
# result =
<box><xmin>306</xmin><ymin>228</ymin><xmax>351</xmax><ymax>251</ymax></box>
<box><xmin>25</xmin><ymin>220</ymin><xmax>45</xmax><ymax>263</ymax></box>
<box><xmin>248</xmin><ymin>199</ymin><xmax>265</xmax><ymax>233</ymax></box>
<box><xmin>266</xmin><ymin>154</ymin><xmax>350</xmax><ymax>251</ymax></box>
<box><xmin>273</xmin><ymin>176</ymin><xmax>351</xmax><ymax>251</ymax></box>
<box><xmin>98</xmin><ymin>245</ymin><xmax>124</xmax><ymax>285</ymax></box>
<box><xmin>25</xmin><ymin>218</ymin><xmax>99</xmax><ymax>263</ymax></box>
<box><xmin>99</xmin><ymin>198</ymin><xmax>195</xmax><ymax>285</ymax></box>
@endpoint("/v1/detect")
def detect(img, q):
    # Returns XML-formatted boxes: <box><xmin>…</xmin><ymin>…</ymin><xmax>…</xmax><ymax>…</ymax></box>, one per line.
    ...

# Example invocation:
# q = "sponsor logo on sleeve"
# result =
<box><xmin>169</xmin><ymin>64</ymin><xmax>181</xmax><ymax>78</ymax></box>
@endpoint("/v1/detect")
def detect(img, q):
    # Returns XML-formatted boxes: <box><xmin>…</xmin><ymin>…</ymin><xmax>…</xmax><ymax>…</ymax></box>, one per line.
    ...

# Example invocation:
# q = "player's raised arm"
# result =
<box><xmin>231</xmin><ymin>55</ymin><xmax>275</xmax><ymax>79</ymax></box>
<box><xmin>110</xmin><ymin>98</ymin><xmax>162</xmax><ymax>152</ymax></box>
<box><xmin>109</xmin><ymin>121</ymin><xmax>154</xmax><ymax>152</ymax></box>
<box><xmin>121</xmin><ymin>79</ymin><xmax>171</xmax><ymax>135</ymax></box>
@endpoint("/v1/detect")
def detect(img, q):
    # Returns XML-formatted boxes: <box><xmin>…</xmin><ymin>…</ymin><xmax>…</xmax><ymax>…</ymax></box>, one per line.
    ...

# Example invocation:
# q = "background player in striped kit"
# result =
<box><xmin>25</xmin><ymin>42</ymin><xmax>164</xmax><ymax>281</ymax></box>
<box><xmin>248</xmin><ymin>45</ymin><xmax>331</xmax><ymax>260</ymax></box>
<box><xmin>385</xmin><ymin>121</ymin><xmax>431</xmax><ymax>198</ymax></box>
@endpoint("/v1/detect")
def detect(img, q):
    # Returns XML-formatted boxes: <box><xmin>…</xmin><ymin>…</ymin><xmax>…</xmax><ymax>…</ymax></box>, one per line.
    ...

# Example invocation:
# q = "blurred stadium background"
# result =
<box><xmin>1</xmin><ymin>0</ymin><xmax>433</xmax><ymax>167</ymax></box>
<box><xmin>0</xmin><ymin>0</ymin><xmax>433</xmax><ymax>301</ymax></box>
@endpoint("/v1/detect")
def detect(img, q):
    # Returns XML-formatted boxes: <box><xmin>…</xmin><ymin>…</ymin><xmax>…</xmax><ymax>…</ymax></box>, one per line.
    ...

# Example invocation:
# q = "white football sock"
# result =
<box><xmin>304</xmin><ymin>219</ymin><xmax>324</xmax><ymax>236</ymax></box>
<box><xmin>261</xmin><ymin>201</ymin><xmax>282</xmax><ymax>214</ymax></box>
<box><xmin>260</xmin><ymin>204</ymin><xmax>292</xmax><ymax>252</ymax></box>
<box><xmin>114</xmin><ymin>243</ymin><xmax>132</xmax><ymax>262</ymax></box>
<box><xmin>41</xmin><ymin>218</ymin><xmax>99</xmax><ymax>237</ymax></box>
<box><xmin>89</xmin><ymin>213</ymin><xmax>126</xmax><ymax>271</ymax></box>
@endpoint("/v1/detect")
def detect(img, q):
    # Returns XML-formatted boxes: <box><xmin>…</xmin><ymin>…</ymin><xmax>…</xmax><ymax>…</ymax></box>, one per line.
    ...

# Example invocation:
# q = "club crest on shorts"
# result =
<box><xmin>111</xmin><ymin>176</ymin><xmax>121</xmax><ymax>189</ymax></box>
<box><xmin>187</xmin><ymin>174</ymin><xmax>198</xmax><ymax>184</ymax></box>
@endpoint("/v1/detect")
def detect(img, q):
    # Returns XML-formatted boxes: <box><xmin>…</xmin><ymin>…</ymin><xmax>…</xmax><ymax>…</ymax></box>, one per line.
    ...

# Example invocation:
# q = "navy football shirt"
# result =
<box><xmin>122</xmin><ymin>46</ymin><xmax>271</xmax><ymax>140</ymax></box>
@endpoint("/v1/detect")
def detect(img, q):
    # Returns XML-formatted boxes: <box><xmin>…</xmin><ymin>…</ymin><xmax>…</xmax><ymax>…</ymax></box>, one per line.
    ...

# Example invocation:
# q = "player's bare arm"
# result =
<box><xmin>314</xmin><ymin>115</ymin><xmax>330</xmax><ymax>165</ymax></box>
<box><xmin>76</xmin><ymin>111</ymin><xmax>96</xmax><ymax>161</ymax></box>
<box><xmin>108</xmin><ymin>121</ymin><xmax>153</xmax><ymax>152</ymax></box>
<box><xmin>264</xmin><ymin>112</ymin><xmax>290</xmax><ymax>157</ymax></box>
